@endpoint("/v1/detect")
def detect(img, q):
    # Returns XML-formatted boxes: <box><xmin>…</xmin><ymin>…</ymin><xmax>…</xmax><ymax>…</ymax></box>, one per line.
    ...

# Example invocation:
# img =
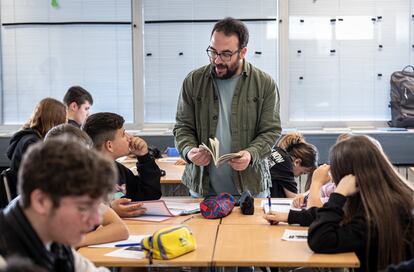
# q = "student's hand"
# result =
<box><xmin>292</xmin><ymin>194</ymin><xmax>306</xmax><ymax>208</ymax></box>
<box><xmin>263</xmin><ymin>212</ymin><xmax>289</xmax><ymax>225</ymax></box>
<box><xmin>187</xmin><ymin>147</ymin><xmax>211</xmax><ymax>166</ymax></box>
<box><xmin>312</xmin><ymin>164</ymin><xmax>331</xmax><ymax>186</ymax></box>
<box><xmin>229</xmin><ymin>150</ymin><xmax>251</xmax><ymax>171</ymax></box>
<box><xmin>335</xmin><ymin>174</ymin><xmax>358</xmax><ymax>197</ymax></box>
<box><xmin>129</xmin><ymin>136</ymin><xmax>149</xmax><ymax>156</ymax></box>
<box><xmin>110</xmin><ymin>198</ymin><xmax>146</xmax><ymax>218</ymax></box>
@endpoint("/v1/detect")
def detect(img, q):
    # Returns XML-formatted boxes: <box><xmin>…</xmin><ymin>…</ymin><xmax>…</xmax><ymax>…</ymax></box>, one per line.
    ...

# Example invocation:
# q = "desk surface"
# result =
<box><xmin>120</xmin><ymin>157</ymin><xmax>184</xmax><ymax>184</ymax></box>
<box><xmin>79</xmin><ymin>224</ymin><xmax>218</xmax><ymax>267</ymax></box>
<box><xmin>221</xmin><ymin>198</ymin><xmax>270</xmax><ymax>225</ymax></box>
<box><xmin>213</xmin><ymin>224</ymin><xmax>359</xmax><ymax>268</ymax></box>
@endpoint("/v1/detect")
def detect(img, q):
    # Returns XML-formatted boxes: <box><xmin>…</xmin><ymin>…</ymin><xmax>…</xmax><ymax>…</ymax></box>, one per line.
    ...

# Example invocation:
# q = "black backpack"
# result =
<box><xmin>389</xmin><ymin>65</ymin><xmax>414</xmax><ymax>128</ymax></box>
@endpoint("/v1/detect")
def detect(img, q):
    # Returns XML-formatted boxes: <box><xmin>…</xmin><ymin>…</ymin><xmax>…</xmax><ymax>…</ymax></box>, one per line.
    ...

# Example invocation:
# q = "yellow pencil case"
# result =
<box><xmin>141</xmin><ymin>225</ymin><xmax>196</xmax><ymax>261</ymax></box>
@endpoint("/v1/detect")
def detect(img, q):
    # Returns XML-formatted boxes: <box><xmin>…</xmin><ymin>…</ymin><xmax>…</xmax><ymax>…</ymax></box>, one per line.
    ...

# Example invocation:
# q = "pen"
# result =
<box><xmin>180</xmin><ymin>215</ymin><xmax>194</xmax><ymax>224</ymax></box>
<box><xmin>115</xmin><ymin>243</ymin><xmax>141</xmax><ymax>247</ymax></box>
<box><xmin>267</xmin><ymin>196</ymin><xmax>275</xmax><ymax>225</ymax></box>
<box><xmin>267</xmin><ymin>196</ymin><xmax>272</xmax><ymax>214</ymax></box>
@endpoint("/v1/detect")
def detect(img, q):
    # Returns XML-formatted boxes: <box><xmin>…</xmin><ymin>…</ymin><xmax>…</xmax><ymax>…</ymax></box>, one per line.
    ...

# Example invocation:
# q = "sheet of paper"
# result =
<box><xmin>125</xmin><ymin>215</ymin><xmax>171</xmax><ymax>222</ymax></box>
<box><xmin>281</xmin><ymin>229</ymin><xmax>308</xmax><ymax>242</ymax></box>
<box><xmin>262</xmin><ymin>199</ymin><xmax>293</xmax><ymax>214</ymax></box>
<box><xmin>105</xmin><ymin>247</ymin><xmax>145</xmax><ymax>259</ymax></box>
<box><xmin>88</xmin><ymin>235</ymin><xmax>148</xmax><ymax>248</ymax></box>
<box><xmin>164</xmin><ymin>201</ymin><xmax>200</xmax><ymax>215</ymax></box>
<box><xmin>141</xmin><ymin>200</ymin><xmax>175</xmax><ymax>216</ymax></box>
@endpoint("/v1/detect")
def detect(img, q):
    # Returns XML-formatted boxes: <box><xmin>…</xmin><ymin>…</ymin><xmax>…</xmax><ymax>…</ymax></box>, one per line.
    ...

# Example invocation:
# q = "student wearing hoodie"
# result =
<box><xmin>6</xmin><ymin>98</ymin><xmax>67</xmax><ymax>198</ymax></box>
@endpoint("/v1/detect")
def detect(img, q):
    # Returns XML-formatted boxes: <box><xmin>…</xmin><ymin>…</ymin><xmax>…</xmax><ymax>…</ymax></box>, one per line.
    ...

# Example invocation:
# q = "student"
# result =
<box><xmin>63</xmin><ymin>85</ymin><xmax>93</xmax><ymax>128</ymax></box>
<box><xmin>6</xmin><ymin>98</ymin><xmax>67</xmax><ymax>198</ymax></box>
<box><xmin>267</xmin><ymin>135</ymin><xmax>414</xmax><ymax>271</ymax></box>
<box><xmin>83</xmin><ymin>112</ymin><xmax>162</xmax><ymax>217</ymax></box>
<box><xmin>0</xmin><ymin>138</ymin><xmax>115</xmax><ymax>271</ymax></box>
<box><xmin>45</xmin><ymin>124</ymin><xmax>129</xmax><ymax>248</ymax></box>
<box><xmin>268</xmin><ymin>132</ymin><xmax>318</xmax><ymax>198</ymax></box>
<box><xmin>292</xmin><ymin>133</ymin><xmax>352</xmax><ymax>209</ymax></box>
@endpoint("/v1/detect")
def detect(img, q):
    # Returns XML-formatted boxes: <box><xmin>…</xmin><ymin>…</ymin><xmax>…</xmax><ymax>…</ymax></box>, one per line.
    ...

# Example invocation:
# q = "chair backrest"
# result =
<box><xmin>0</xmin><ymin>168</ymin><xmax>12</xmax><ymax>208</ymax></box>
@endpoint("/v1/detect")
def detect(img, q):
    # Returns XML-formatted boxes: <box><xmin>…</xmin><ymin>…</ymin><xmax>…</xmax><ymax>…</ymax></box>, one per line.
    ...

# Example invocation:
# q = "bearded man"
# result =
<box><xmin>173</xmin><ymin>17</ymin><xmax>281</xmax><ymax>197</ymax></box>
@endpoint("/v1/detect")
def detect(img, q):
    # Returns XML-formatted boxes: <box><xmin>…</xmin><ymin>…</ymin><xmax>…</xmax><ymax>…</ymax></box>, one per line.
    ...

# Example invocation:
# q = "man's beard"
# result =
<box><xmin>212</xmin><ymin>60</ymin><xmax>241</xmax><ymax>79</ymax></box>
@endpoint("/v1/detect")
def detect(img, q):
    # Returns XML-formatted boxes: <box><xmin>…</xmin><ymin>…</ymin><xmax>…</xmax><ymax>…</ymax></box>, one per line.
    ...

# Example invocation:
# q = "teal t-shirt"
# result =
<box><xmin>209</xmin><ymin>75</ymin><xmax>241</xmax><ymax>195</ymax></box>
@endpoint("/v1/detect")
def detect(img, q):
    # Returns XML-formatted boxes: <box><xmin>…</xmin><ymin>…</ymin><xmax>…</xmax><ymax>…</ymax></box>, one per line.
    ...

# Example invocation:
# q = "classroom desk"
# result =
<box><xmin>78</xmin><ymin>224</ymin><xmax>218</xmax><ymax>267</ymax></box>
<box><xmin>213</xmin><ymin>224</ymin><xmax>360</xmax><ymax>268</ymax></box>
<box><xmin>79</xmin><ymin>197</ymin><xmax>359</xmax><ymax>269</ymax></box>
<box><xmin>119</xmin><ymin>157</ymin><xmax>184</xmax><ymax>184</ymax></box>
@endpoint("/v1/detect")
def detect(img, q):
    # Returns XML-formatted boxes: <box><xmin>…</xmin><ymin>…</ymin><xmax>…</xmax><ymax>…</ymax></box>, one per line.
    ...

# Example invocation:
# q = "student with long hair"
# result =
<box><xmin>267</xmin><ymin>135</ymin><xmax>414</xmax><ymax>271</ymax></box>
<box><xmin>268</xmin><ymin>132</ymin><xmax>318</xmax><ymax>197</ymax></box>
<box><xmin>6</xmin><ymin>98</ymin><xmax>67</xmax><ymax>198</ymax></box>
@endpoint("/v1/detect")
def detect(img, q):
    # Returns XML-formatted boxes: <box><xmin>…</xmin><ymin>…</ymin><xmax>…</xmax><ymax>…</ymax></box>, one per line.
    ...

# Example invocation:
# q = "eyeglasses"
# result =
<box><xmin>206</xmin><ymin>46</ymin><xmax>241</xmax><ymax>62</ymax></box>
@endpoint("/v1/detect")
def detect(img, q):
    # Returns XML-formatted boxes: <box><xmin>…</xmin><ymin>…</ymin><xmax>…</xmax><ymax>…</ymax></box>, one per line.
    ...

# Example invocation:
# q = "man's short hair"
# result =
<box><xmin>63</xmin><ymin>86</ymin><xmax>93</xmax><ymax>107</ymax></box>
<box><xmin>45</xmin><ymin>124</ymin><xmax>93</xmax><ymax>148</ymax></box>
<box><xmin>82</xmin><ymin>112</ymin><xmax>125</xmax><ymax>150</ymax></box>
<box><xmin>211</xmin><ymin>17</ymin><xmax>249</xmax><ymax>49</ymax></box>
<box><xmin>18</xmin><ymin>137</ymin><xmax>116</xmax><ymax>208</ymax></box>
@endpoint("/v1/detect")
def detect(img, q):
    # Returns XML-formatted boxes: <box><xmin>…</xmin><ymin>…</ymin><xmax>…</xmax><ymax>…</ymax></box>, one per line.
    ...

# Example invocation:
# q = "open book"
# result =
<box><xmin>125</xmin><ymin>200</ymin><xmax>200</xmax><ymax>222</ymax></box>
<box><xmin>199</xmin><ymin>137</ymin><xmax>241</xmax><ymax>166</ymax></box>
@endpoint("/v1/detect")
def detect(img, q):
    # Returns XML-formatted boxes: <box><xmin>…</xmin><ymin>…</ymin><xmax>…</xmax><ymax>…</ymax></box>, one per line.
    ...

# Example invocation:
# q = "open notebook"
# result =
<box><xmin>125</xmin><ymin>200</ymin><xmax>200</xmax><ymax>222</ymax></box>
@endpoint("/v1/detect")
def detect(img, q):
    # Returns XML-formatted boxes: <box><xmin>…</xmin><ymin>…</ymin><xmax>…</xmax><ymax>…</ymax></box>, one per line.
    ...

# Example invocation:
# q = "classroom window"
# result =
<box><xmin>0</xmin><ymin>0</ymin><xmax>134</xmax><ymax>124</ymax></box>
<box><xmin>287</xmin><ymin>0</ymin><xmax>412</xmax><ymax>125</ymax></box>
<box><xmin>141</xmin><ymin>0</ymin><xmax>279</xmax><ymax>123</ymax></box>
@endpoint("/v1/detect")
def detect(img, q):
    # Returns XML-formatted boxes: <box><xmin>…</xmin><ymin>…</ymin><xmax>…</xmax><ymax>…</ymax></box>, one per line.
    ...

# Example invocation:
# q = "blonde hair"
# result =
<box><xmin>23</xmin><ymin>98</ymin><xmax>67</xmax><ymax>137</ymax></box>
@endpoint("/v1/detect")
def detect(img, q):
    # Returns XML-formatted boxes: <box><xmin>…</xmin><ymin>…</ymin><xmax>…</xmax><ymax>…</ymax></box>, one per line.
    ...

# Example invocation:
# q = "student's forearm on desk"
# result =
<box><xmin>76</xmin><ymin>207</ymin><xmax>129</xmax><ymax>248</ymax></box>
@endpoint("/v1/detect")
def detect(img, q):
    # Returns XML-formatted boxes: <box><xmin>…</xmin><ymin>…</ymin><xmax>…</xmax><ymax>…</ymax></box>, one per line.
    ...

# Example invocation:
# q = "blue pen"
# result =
<box><xmin>115</xmin><ymin>243</ymin><xmax>141</xmax><ymax>247</ymax></box>
<box><xmin>267</xmin><ymin>196</ymin><xmax>272</xmax><ymax>214</ymax></box>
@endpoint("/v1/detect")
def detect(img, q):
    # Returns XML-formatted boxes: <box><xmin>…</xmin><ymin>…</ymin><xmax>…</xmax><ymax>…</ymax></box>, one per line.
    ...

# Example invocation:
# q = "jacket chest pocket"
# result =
<box><xmin>242</xmin><ymin>96</ymin><xmax>264</xmax><ymax>131</ymax></box>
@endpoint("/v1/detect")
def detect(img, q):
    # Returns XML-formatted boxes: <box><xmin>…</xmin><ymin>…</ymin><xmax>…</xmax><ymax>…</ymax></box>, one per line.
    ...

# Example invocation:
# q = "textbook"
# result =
<box><xmin>199</xmin><ymin>137</ymin><xmax>241</xmax><ymax>166</ymax></box>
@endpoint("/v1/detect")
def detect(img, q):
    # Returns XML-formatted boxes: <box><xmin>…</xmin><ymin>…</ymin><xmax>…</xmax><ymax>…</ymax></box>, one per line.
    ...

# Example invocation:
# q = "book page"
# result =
<box><xmin>216</xmin><ymin>152</ymin><xmax>242</xmax><ymax>165</ymax></box>
<box><xmin>140</xmin><ymin>200</ymin><xmax>175</xmax><ymax>216</ymax></box>
<box><xmin>200</xmin><ymin>137</ymin><xmax>243</xmax><ymax>166</ymax></box>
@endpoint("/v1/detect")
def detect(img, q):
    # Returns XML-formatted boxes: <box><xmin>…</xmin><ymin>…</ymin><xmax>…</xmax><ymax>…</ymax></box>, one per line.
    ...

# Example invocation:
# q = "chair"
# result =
<box><xmin>0</xmin><ymin>168</ymin><xmax>12</xmax><ymax>208</ymax></box>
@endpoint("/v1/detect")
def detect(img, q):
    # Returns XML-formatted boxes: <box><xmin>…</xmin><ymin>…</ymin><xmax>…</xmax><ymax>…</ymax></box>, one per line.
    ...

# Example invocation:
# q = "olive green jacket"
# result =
<box><xmin>173</xmin><ymin>61</ymin><xmax>281</xmax><ymax>195</ymax></box>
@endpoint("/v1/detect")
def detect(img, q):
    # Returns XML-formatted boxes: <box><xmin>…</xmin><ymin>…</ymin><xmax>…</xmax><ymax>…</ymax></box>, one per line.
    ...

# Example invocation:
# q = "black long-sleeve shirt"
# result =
<box><xmin>116</xmin><ymin>153</ymin><xmax>162</xmax><ymax>201</ymax></box>
<box><xmin>307</xmin><ymin>193</ymin><xmax>372</xmax><ymax>271</ymax></box>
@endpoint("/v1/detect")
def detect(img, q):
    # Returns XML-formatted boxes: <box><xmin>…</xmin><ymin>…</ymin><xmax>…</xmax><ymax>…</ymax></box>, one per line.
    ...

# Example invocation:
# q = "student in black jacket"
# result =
<box><xmin>268</xmin><ymin>132</ymin><xmax>318</xmax><ymax>198</ymax></box>
<box><xmin>6</xmin><ymin>98</ymin><xmax>67</xmax><ymax>198</ymax></box>
<box><xmin>83</xmin><ymin>112</ymin><xmax>162</xmax><ymax>218</ymax></box>
<box><xmin>266</xmin><ymin>135</ymin><xmax>414</xmax><ymax>271</ymax></box>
